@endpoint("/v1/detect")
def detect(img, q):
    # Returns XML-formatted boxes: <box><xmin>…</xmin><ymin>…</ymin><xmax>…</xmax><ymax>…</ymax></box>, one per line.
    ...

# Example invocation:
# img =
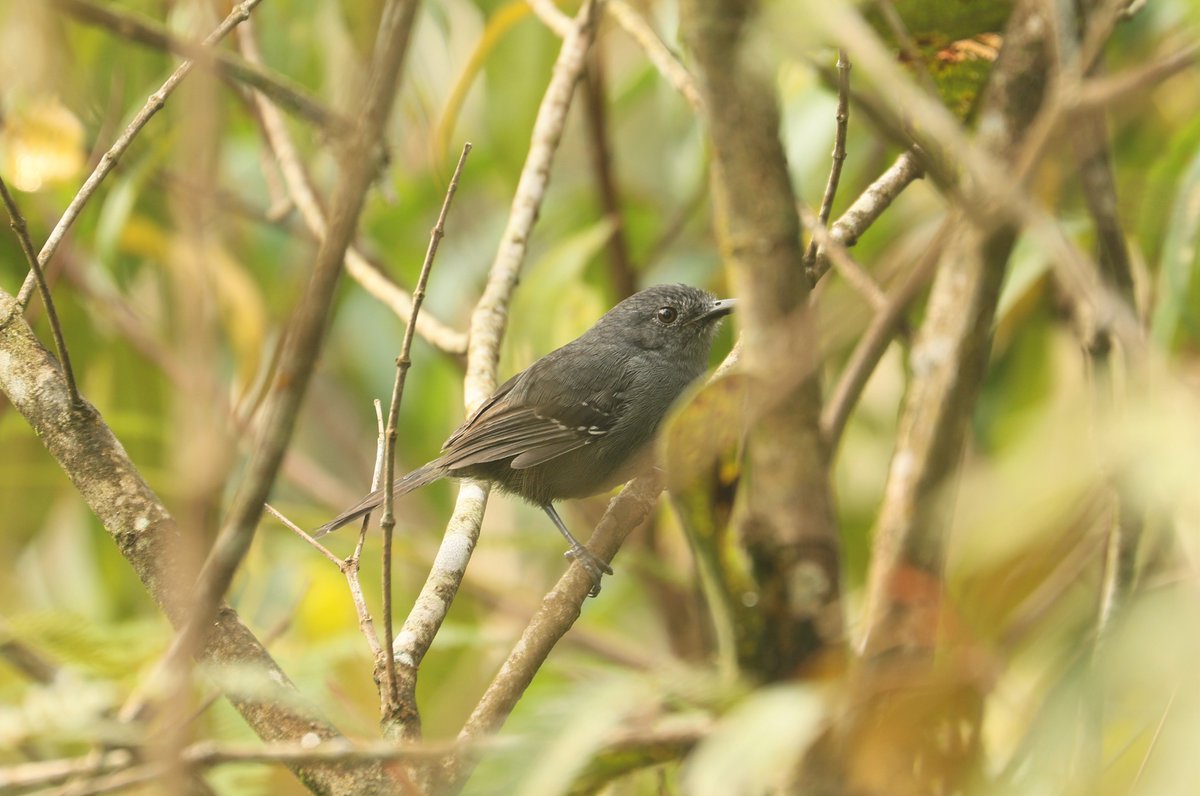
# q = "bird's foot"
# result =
<box><xmin>564</xmin><ymin>544</ymin><xmax>613</xmax><ymax>597</ymax></box>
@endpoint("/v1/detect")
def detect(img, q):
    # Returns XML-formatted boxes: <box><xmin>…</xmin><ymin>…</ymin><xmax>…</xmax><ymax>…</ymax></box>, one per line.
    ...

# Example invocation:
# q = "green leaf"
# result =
<box><xmin>661</xmin><ymin>374</ymin><xmax>754</xmax><ymax>678</ymax></box>
<box><xmin>1150</xmin><ymin>142</ymin><xmax>1200</xmax><ymax>349</ymax></box>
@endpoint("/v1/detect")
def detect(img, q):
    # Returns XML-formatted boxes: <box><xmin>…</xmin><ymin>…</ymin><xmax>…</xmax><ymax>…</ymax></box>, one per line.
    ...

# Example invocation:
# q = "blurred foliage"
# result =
<box><xmin>0</xmin><ymin>0</ymin><xmax>1198</xmax><ymax>794</ymax></box>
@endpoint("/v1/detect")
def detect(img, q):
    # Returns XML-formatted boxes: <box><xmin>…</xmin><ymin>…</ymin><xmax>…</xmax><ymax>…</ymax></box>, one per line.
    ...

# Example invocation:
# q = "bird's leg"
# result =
<box><xmin>541</xmin><ymin>503</ymin><xmax>612</xmax><ymax>596</ymax></box>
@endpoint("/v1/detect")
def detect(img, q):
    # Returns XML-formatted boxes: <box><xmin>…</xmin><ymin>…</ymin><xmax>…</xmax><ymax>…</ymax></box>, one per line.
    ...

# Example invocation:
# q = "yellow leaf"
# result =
<box><xmin>1</xmin><ymin>96</ymin><xmax>85</xmax><ymax>192</ymax></box>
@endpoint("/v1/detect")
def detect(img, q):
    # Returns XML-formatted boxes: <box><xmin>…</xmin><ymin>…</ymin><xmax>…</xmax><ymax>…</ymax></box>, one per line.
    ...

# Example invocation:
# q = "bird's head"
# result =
<box><xmin>591</xmin><ymin>284</ymin><xmax>735</xmax><ymax>361</ymax></box>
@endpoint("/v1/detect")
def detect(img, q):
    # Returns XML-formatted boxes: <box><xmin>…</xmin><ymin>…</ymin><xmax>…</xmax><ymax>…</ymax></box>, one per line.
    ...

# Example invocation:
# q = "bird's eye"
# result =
<box><xmin>656</xmin><ymin>306</ymin><xmax>679</xmax><ymax>325</ymax></box>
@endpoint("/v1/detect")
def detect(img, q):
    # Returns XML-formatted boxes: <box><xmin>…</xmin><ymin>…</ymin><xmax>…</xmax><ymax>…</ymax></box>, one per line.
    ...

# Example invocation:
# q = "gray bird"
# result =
<box><xmin>315</xmin><ymin>284</ymin><xmax>735</xmax><ymax>594</ymax></box>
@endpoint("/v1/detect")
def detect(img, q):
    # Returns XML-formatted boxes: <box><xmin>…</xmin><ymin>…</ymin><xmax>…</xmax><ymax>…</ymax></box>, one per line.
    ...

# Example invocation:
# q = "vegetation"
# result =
<box><xmin>1</xmin><ymin>0</ymin><xmax>1198</xmax><ymax>793</ymax></box>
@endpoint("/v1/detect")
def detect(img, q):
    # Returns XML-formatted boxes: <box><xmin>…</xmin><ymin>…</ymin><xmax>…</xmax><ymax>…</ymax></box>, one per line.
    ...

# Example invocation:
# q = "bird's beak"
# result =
<box><xmin>694</xmin><ymin>297</ymin><xmax>736</xmax><ymax>323</ymax></box>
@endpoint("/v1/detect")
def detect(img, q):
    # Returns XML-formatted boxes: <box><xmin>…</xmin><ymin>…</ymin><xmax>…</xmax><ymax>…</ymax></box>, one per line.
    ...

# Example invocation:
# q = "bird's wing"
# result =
<box><xmin>438</xmin><ymin>353</ymin><xmax>631</xmax><ymax>471</ymax></box>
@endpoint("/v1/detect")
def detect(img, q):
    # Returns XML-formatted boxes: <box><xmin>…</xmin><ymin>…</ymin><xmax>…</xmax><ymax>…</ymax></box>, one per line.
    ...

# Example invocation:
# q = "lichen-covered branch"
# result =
<box><xmin>860</xmin><ymin>0</ymin><xmax>1052</xmax><ymax>657</ymax></box>
<box><xmin>388</xmin><ymin>0</ymin><xmax>600</xmax><ymax>743</ymax></box>
<box><xmin>682</xmin><ymin>0</ymin><xmax>843</xmax><ymax>678</ymax></box>
<box><xmin>0</xmin><ymin>290</ymin><xmax>394</xmax><ymax>794</ymax></box>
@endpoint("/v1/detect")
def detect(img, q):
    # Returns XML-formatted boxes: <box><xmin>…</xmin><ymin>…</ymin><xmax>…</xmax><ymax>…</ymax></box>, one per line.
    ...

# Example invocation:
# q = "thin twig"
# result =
<box><xmin>0</xmin><ymin>176</ymin><xmax>80</xmax><ymax>406</ymax></box>
<box><xmin>799</xmin><ymin>204</ymin><xmax>887</xmax><ymax>310</ymax></box>
<box><xmin>378</xmin><ymin>143</ymin><xmax>473</xmax><ymax>717</ymax></box>
<box><xmin>237</xmin><ymin>17</ymin><xmax>468</xmax><ymax>356</ymax></box>
<box><xmin>440</xmin><ymin>470</ymin><xmax>666</xmax><ymax>793</ymax></box>
<box><xmin>390</xmin><ymin>0</ymin><xmax>600</xmax><ymax>743</ymax></box>
<box><xmin>606</xmin><ymin>0</ymin><xmax>703</xmax><ymax>112</ymax></box>
<box><xmin>163</xmin><ymin>0</ymin><xmax>421</xmax><ymax>722</ymax></box>
<box><xmin>266</xmin><ymin>504</ymin><xmax>343</xmax><ymax>567</ymax></box>
<box><xmin>582</xmin><ymin>46</ymin><xmax>638</xmax><ymax>298</ymax></box>
<box><xmin>49</xmin><ymin>0</ymin><xmax>346</xmax><ymax>134</ymax></box>
<box><xmin>1071</xmin><ymin>41</ymin><xmax>1198</xmax><ymax>112</ymax></box>
<box><xmin>804</xmin><ymin>48</ymin><xmax>851</xmax><ymax>267</ymax></box>
<box><xmin>808</xmin><ymin>147</ymin><xmax>925</xmax><ymax>284</ymax></box>
<box><xmin>821</xmin><ymin>218</ymin><xmax>952</xmax><ymax>449</ymax></box>
<box><xmin>16</xmin><ymin>0</ymin><xmax>266</xmax><ymax>308</ymax></box>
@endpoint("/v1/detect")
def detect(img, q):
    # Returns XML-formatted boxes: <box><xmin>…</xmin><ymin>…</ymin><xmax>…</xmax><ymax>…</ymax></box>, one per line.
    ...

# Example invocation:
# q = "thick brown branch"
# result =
<box><xmin>16</xmin><ymin>0</ymin><xmax>265</xmax><ymax>308</ymax></box>
<box><xmin>0</xmin><ymin>290</ymin><xmax>394</xmax><ymax>794</ymax></box>
<box><xmin>389</xmin><ymin>0</ymin><xmax>601</xmax><ymax>745</ymax></box>
<box><xmin>860</xmin><ymin>0</ymin><xmax>1053</xmax><ymax>657</ymax></box>
<box><xmin>682</xmin><ymin>0</ymin><xmax>843</xmax><ymax>678</ymax></box>
<box><xmin>50</xmin><ymin>0</ymin><xmax>347</xmax><ymax>134</ymax></box>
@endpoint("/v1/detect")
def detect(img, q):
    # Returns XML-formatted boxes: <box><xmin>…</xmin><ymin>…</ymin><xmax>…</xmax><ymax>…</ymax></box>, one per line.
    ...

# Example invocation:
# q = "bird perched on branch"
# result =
<box><xmin>315</xmin><ymin>284</ymin><xmax>735</xmax><ymax>594</ymax></box>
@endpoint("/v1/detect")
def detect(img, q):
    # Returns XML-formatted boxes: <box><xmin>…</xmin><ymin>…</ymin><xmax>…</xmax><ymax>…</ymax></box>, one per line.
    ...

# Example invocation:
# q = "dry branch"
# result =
<box><xmin>859</xmin><ymin>0</ymin><xmax>1052</xmax><ymax>656</ymax></box>
<box><xmin>388</xmin><ymin>0</ymin><xmax>601</xmax><ymax>743</ymax></box>
<box><xmin>50</xmin><ymin>0</ymin><xmax>346</xmax><ymax>134</ymax></box>
<box><xmin>0</xmin><ymin>290</ymin><xmax>394</xmax><ymax>794</ymax></box>
<box><xmin>683</xmin><ymin>0</ymin><xmax>843</xmax><ymax>677</ymax></box>
<box><xmin>16</xmin><ymin>0</ymin><xmax>265</xmax><ymax>308</ymax></box>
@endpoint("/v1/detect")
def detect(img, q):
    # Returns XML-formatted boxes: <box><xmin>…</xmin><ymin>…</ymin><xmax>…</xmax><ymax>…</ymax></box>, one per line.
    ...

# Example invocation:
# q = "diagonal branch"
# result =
<box><xmin>237</xmin><ymin>17</ymin><xmax>468</xmax><ymax>356</ymax></box>
<box><xmin>0</xmin><ymin>289</ymin><xmax>394</xmax><ymax>793</ymax></box>
<box><xmin>388</xmin><ymin>0</ymin><xmax>601</xmax><ymax>743</ymax></box>
<box><xmin>439</xmin><ymin>469</ymin><xmax>666</xmax><ymax>793</ymax></box>
<box><xmin>49</xmin><ymin>0</ymin><xmax>347</xmax><ymax>135</ymax></box>
<box><xmin>169</xmin><ymin>0</ymin><xmax>422</xmax><ymax>729</ymax></box>
<box><xmin>16</xmin><ymin>0</ymin><xmax>265</xmax><ymax>308</ymax></box>
<box><xmin>683</xmin><ymin>0</ymin><xmax>843</xmax><ymax>678</ymax></box>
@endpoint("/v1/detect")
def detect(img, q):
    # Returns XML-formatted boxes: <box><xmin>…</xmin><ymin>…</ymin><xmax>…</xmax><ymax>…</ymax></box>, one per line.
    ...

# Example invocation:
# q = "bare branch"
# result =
<box><xmin>16</xmin><ymin>0</ymin><xmax>266</xmax><ymax>308</ymax></box>
<box><xmin>170</xmin><ymin>0</ymin><xmax>422</xmax><ymax>728</ymax></box>
<box><xmin>808</xmin><ymin>148</ymin><xmax>925</xmax><ymax>284</ymax></box>
<box><xmin>390</xmin><ymin>0</ymin><xmax>601</xmax><ymax>742</ymax></box>
<box><xmin>804</xmin><ymin>49</ymin><xmax>852</xmax><ymax>267</ymax></box>
<box><xmin>379</xmin><ymin>143</ymin><xmax>473</xmax><ymax>719</ymax></box>
<box><xmin>821</xmin><ymin>219</ymin><xmax>952</xmax><ymax>448</ymax></box>
<box><xmin>440</xmin><ymin>470</ymin><xmax>666</xmax><ymax>793</ymax></box>
<box><xmin>49</xmin><ymin>0</ymin><xmax>347</xmax><ymax>134</ymax></box>
<box><xmin>0</xmin><ymin>176</ymin><xmax>79</xmax><ymax>406</ymax></box>
<box><xmin>237</xmin><ymin>18</ymin><xmax>468</xmax><ymax>356</ymax></box>
<box><xmin>799</xmin><ymin>204</ymin><xmax>887</xmax><ymax>310</ymax></box>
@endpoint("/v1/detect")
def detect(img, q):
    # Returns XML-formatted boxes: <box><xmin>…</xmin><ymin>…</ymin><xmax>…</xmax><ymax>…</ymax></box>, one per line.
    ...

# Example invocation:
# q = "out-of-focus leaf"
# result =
<box><xmin>511</xmin><ymin>678</ymin><xmax>649</xmax><ymax>796</ymax></box>
<box><xmin>661</xmin><ymin>374</ymin><xmax>752</xmax><ymax>676</ymax></box>
<box><xmin>864</xmin><ymin>1</ymin><xmax>1011</xmax><ymax>118</ymax></box>
<box><xmin>119</xmin><ymin>216</ymin><xmax>269</xmax><ymax>390</ymax></box>
<box><xmin>434</xmin><ymin>0</ymin><xmax>531</xmax><ymax>167</ymax></box>
<box><xmin>505</xmin><ymin>219</ymin><xmax>614</xmax><ymax>371</ymax></box>
<box><xmin>1150</xmin><ymin>143</ymin><xmax>1200</xmax><ymax>349</ymax></box>
<box><xmin>0</xmin><ymin>671</ymin><xmax>125</xmax><ymax>749</ymax></box>
<box><xmin>682</xmin><ymin>684</ymin><xmax>825</xmax><ymax>796</ymax></box>
<box><xmin>868</xmin><ymin>0</ymin><xmax>1015</xmax><ymax>43</ymax></box>
<box><xmin>0</xmin><ymin>95</ymin><xmax>84</xmax><ymax>192</ymax></box>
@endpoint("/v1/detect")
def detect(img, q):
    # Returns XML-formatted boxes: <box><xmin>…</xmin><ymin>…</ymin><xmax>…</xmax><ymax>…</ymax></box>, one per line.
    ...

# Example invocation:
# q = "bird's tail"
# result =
<box><xmin>313</xmin><ymin>462</ymin><xmax>447</xmax><ymax>537</ymax></box>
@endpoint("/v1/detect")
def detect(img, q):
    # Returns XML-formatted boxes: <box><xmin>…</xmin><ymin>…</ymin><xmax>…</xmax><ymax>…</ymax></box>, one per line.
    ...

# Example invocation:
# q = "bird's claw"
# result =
<box><xmin>564</xmin><ymin>545</ymin><xmax>613</xmax><ymax>597</ymax></box>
